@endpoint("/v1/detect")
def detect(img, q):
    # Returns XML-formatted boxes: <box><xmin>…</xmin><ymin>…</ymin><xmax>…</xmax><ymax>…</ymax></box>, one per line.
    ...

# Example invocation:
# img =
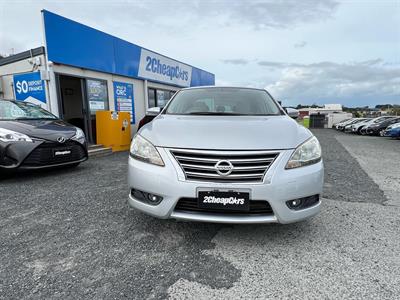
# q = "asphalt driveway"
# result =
<box><xmin>0</xmin><ymin>129</ymin><xmax>399</xmax><ymax>299</ymax></box>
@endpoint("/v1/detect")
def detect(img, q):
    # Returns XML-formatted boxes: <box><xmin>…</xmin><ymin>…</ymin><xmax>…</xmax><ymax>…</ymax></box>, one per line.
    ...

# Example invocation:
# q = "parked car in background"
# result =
<box><xmin>359</xmin><ymin>116</ymin><xmax>396</xmax><ymax>135</ymax></box>
<box><xmin>364</xmin><ymin>117</ymin><xmax>400</xmax><ymax>136</ymax></box>
<box><xmin>382</xmin><ymin>122</ymin><xmax>400</xmax><ymax>138</ymax></box>
<box><xmin>332</xmin><ymin>118</ymin><xmax>352</xmax><ymax>129</ymax></box>
<box><xmin>334</xmin><ymin>118</ymin><xmax>355</xmax><ymax>130</ymax></box>
<box><xmin>350</xmin><ymin>118</ymin><xmax>376</xmax><ymax>134</ymax></box>
<box><xmin>337</xmin><ymin>118</ymin><xmax>364</xmax><ymax>131</ymax></box>
<box><xmin>344</xmin><ymin>118</ymin><xmax>368</xmax><ymax>132</ymax></box>
<box><xmin>0</xmin><ymin>99</ymin><xmax>88</xmax><ymax>170</ymax></box>
<box><xmin>137</xmin><ymin>107</ymin><xmax>162</xmax><ymax>131</ymax></box>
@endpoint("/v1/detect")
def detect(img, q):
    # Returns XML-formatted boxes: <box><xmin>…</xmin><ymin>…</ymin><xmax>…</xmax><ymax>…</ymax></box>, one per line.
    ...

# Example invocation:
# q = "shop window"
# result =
<box><xmin>148</xmin><ymin>88</ymin><xmax>156</xmax><ymax>108</ymax></box>
<box><xmin>86</xmin><ymin>79</ymin><xmax>109</xmax><ymax>114</ymax></box>
<box><xmin>148</xmin><ymin>88</ymin><xmax>177</xmax><ymax>108</ymax></box>
<box><xmin>156</xmin><ymin>90</ymin><xmax>169</xmax><ymax>108</ymax></box>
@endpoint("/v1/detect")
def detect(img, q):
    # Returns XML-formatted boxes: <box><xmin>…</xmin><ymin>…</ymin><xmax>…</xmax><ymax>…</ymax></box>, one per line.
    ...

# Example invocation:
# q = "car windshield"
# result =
<box><xmin>348</xmin><ymin>119</ymin><xmax>362</xmax><ymax>124</ymax></box>
<box><xmin>0</xmin><ymin>100</ymin><xmax>57</xmax><ymax>120</ymax></box>
<box><xmin>165</xmin><ymin>88</ymin><xmax>282</xmax><ymax>116</ymax></box>
<box><xmin>374</xmin><ymin>116</ymin><xmax>395</xmax><ymax>123</ymax></box>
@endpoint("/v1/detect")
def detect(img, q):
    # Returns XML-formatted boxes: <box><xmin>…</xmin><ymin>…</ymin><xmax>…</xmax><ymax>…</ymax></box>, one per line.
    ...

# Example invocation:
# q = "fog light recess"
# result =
<box><xmin>131</xmin><ymin>189</ymin><xmax>163</xmax><ymax>205</ymax></box>
<box><xmin>286</xmin><ymin>195</ymin><xmax>320</xmax><ymax>210</ymax></box>
<box><xmin>287</xmin><ymin>199</ymin><xmax>303</xmax><ymax>209</ymax></box>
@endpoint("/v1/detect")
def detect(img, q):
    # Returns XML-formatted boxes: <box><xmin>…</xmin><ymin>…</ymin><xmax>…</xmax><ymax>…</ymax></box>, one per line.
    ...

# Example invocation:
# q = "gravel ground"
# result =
<box><xmin>0</xmin><ymin>129</ymin><xmax>399</xmax><ymax>299</ymax></box>
<box><xmin>334</xmin><ymin>133</ymin><xmax>400</xmax><ymax>207</ymax></box>
<box><xmin>315</xmin><ymin>129</ymin><xmax>387</xmax><ymax>204</ymax></box>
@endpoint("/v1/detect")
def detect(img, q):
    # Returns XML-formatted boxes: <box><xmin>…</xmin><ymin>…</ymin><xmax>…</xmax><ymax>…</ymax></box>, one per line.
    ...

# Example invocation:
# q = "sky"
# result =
<box><xmin>0</xmin><ymin>0</ymin><xmax>399</xmax><ymax>107</ymax></box>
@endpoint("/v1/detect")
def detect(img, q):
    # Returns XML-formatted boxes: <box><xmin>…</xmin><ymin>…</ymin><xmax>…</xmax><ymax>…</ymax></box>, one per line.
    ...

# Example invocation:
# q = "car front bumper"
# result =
<box><xmin>128</xmin><ymin>148</ymin><xmax>324</xmax><ymax>224</ymax></box>
<box><xmin>344</xmin><ymin>127</ymin><xmax>353</xmax><ymax>132</ymax></box>
<box><xmin>0</xmin><ymin>139</ymin><xmax>88</xmax><ymax>170</ymax></box>
<box><xmin>382</xmin><ymin>128</ymin><xmax>400</xmax><ymax>137</ymax></box>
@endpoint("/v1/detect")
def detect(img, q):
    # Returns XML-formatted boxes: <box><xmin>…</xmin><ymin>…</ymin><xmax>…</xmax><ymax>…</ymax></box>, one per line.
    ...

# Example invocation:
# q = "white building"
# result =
<box><xmin>298</xmin><ymin>104</ymin><xmax>352</xmax><ymax>128</ymax></box>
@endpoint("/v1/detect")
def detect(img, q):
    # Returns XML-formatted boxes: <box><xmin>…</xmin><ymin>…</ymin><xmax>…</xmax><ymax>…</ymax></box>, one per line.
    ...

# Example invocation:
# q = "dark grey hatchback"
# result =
<box><xmin>0</xmin><ymin>99</ymin><xmax>88</xmax><ymax>170</ymax></box>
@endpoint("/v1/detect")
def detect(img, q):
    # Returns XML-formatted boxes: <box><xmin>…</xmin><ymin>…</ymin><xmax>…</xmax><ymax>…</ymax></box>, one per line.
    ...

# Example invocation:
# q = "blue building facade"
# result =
<box><xmin>42</xmin><ymin>10</ymin><xmax>214</xmax><ymax>88</ymax></box>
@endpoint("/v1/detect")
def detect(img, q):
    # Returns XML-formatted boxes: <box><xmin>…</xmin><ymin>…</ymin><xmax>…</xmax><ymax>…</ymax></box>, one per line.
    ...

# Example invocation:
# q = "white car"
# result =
<box><xmin>334</xmin><ymin>118</ymin><xmax>358</xmax><ymax>130</ymax></box>
<box><xmin>128</xmin><ymin>87</ymin><xmax>323</xmax><ymax>224</ymax></box>
<box><xmin>344</xmin><ymin>118</ymin><xmax>368</xmax><ymax>132</ymax></box>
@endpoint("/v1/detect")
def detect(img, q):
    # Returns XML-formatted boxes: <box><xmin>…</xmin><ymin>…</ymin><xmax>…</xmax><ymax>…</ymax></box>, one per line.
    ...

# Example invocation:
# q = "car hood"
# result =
<box><xmin>0</xmin><ymin>119</ymin><xmax>77</xmax><ymax>142</ymax></box>
<box><xmin>140</xmin><ymin>115</ymin><xmax>312</xmax><ymax>150</ymax></box>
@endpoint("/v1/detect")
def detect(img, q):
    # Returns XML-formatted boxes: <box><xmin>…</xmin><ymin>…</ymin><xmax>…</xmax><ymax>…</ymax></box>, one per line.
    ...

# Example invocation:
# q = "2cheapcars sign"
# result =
<box><xmin>138</xmin><ymin>49</ymin><xmax>192</xmax><ymax>87</ymax></box>
<box><xmin>13</xmin><ymin>72</ymin><xmax>47</xmax><ymax>108</ymax></box>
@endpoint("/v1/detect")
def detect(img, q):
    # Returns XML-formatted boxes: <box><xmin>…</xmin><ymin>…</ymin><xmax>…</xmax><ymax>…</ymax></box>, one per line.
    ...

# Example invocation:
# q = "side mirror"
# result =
<box><xmin>146</xmin><ymin>107</ymin><xmax>161</xmax><ymax>116</ymax></box>
<box><xmin>285</xmin><ymin>107</ymin><xmax>299</xmax><ymax>119</ymax></box>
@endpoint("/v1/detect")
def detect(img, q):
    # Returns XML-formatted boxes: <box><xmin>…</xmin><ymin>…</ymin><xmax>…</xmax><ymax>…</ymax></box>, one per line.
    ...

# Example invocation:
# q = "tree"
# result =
<box><xmin>375</xmin><ymin>104</ymin><xmax>393</xmax><ymax>109</ymax></box>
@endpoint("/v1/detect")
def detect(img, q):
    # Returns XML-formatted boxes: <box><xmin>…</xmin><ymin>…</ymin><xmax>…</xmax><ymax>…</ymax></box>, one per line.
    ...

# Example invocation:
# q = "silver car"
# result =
<box><xmin>128</xmin><ymin>87</ymin><xmax>323</xmax><ymax>224</ymax></box>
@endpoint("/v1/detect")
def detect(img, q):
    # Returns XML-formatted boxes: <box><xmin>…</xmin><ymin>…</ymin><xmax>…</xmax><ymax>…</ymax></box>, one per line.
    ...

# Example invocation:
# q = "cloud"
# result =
<box><xmin>294</xmin><ymin>41</ymin><xmax>307</xmax><ymax>48</ymax></box>
<box><xmin>126</xmin><ymin>0</ymin><xmax>340</xmax><ymax>30</ymax></box>
<box><xmin>258</xmin><ymin>61</ymin><xmax>300</xmax><ymax>68</ymax></box>
<box><xmin>0</xmin><ymin>32</ymin><xmax>35</xmax><ymax>55</ymax></box>
<box><xmin>263</xmin><ymin>59</ymin><xmax>400</xmax><ymax>105</ymax></box>
<box><xmin>76</xmin><ymin>0</ymin><xmax>340</xmax><ymax>36</ymax></box>
<box><xmin>221</xmin><ymin>59</ymin><xmax>250</xmax><ymax>65</ymax></box>
<box><xmin>215</xmin><ymin>78</ymin><xmax>234</xmax><ymax>86</ymax></box>
<box><xmin>210</xmin><ymin>0</ymin><xmax>339</xmax><ymax>29</ymax></box>
<box><xmin>0</xmin><ymin>0</ymin><xmax>340</xmax><ymax>56</ymax></box>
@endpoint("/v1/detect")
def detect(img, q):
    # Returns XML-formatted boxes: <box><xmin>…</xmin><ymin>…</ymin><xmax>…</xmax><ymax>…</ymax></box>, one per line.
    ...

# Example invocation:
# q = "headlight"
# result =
<box><xmin>286</xmin><ymin>136</ymin><xmax>322</xmax><ymax>169</ymax></box>
<box><xmin>73</xmin><ymin>127</ymin><xmax>85</xmax><ymax>140</ymax></box>
<box><xmin>0</xmin><ymin>128</ymin><xmax>33</xmax><ymax>142</ymax></box>
<box><xmin>130</xmin><ymin>134</ymin><xmax>164</xmax><ymax>166</ymax></box>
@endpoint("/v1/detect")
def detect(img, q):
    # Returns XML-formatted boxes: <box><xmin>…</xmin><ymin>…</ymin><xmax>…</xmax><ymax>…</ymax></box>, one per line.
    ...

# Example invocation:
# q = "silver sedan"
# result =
<box><xmin>128</xmin><ymin>87</ymin><xmax>323</xmax><ymax>224</ymax></box>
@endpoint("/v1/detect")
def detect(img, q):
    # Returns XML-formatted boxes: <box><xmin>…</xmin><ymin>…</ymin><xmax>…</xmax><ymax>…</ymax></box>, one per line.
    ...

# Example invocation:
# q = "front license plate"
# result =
<box><xmin>198</xmin><ymin>191</ymin><xmax>250</xmax><ymax>212</ymax></box>
<box><xmin>53</xmin><ymin>149</ymin><xmax>72</xmax><ymax>157</ymax></box>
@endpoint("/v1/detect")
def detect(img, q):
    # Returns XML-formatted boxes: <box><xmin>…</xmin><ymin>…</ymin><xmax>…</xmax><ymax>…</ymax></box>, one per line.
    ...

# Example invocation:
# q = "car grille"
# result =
<box><xmin>175</xmin><ymin>198</ymin><xmax>274</xmax><ymax>215</ymax></box>
<box><xmin>22</xmin><ymin>141</ymin><xmax>87</xmax><ymax>167</ymax></box>
<box><xmin>170</xmin><ymin>149</ymin><xmax>279</xmax><ymax>183</ymax></box>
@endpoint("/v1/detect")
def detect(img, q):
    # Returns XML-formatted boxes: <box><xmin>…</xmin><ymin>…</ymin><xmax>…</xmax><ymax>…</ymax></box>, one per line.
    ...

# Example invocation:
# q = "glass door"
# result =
<box><xmin>85</xmin><ymin>79</ymin><xmax>109</xmax><ymax>144</ymax></box>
